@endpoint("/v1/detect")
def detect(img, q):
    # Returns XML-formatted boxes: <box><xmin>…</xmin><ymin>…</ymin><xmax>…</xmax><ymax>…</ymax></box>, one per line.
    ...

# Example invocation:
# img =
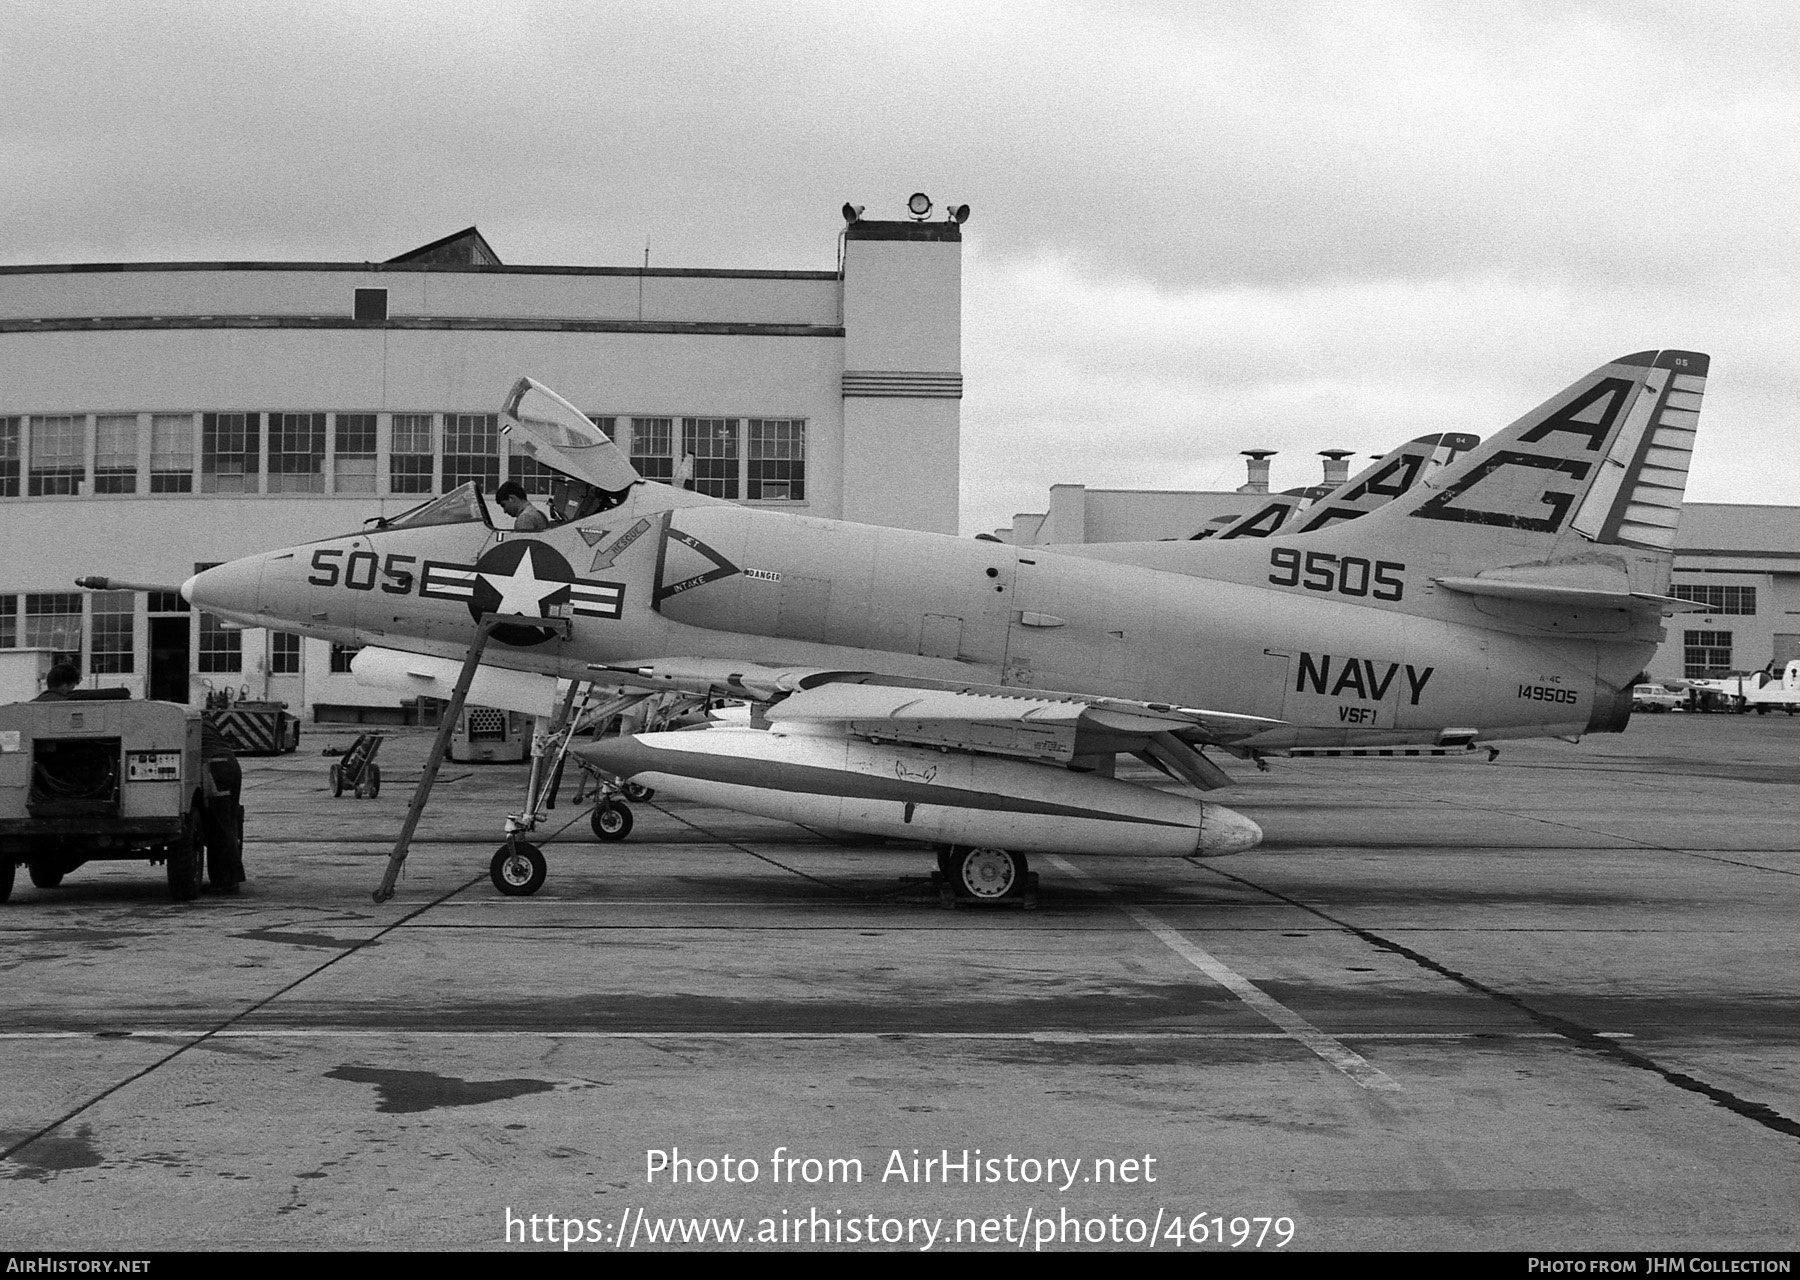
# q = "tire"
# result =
<box><xmin>490</xmin><ymin>842</ymin><xmax>547</xmax><ymax>896</ymax></box>
<box><xmin>591</xmin><ymin>802</ymin><xmax>633</xmax><ymax>842</ymax></box>
<box><xmin>27</xmin><ymin>862</ymin><xmax>64</xmax><ymax>889</ymax></box>
<box><xmin>953</xmin><ymin>846</ymin><xmax>1028</xmax><ymax>900</ymax></box>
<box><xmin>622</xmin><ymin>782</ymin><xmax>655</xmax><ymax>802</ymax></box>
<box><xmin>366</xmin><ymin>764</ymin><xmax>381</xmax><ymax>798</ymax></box>
<box><xmin>166</xmin><ymin>812</ymin><xmax>204</xmax><ymax>902</ymax></box>
<box><xmin>330</xmin><ymin>763</ymin><xmax>343</xmax><ymax>797</ymax></box>
<box><xmin>0</xmin><ymin>859</ymin><xmax>14</xmax><ymax>904</ymax></box>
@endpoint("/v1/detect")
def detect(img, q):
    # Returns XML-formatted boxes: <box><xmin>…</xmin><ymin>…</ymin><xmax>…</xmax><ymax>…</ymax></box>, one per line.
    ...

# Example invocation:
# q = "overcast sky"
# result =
<box><xmin>4</xmin><ymin>0</ymin><xmax>1796</xmax><ymax>534</ymax></box>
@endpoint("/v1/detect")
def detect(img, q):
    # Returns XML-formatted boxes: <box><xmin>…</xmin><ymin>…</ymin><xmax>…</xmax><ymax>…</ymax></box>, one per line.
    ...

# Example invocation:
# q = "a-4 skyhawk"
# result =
<box><xmin>169</xmin><ymin>350</ymin><xmax>1709</xmax><ymax>899</ymax></box>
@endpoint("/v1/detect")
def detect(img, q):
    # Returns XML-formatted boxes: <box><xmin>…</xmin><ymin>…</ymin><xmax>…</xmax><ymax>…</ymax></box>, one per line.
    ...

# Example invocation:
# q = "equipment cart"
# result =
<box><xmin>1</xmin><ymin>698</ymin><xmax>243</xmax><ymax>902</ymax></box>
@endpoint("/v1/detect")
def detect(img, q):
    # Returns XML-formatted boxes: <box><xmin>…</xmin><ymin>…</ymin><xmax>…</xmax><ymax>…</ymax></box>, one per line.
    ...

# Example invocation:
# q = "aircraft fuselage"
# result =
<box><xmin>189</xmin><ymin>484</ymin><xmax>1649</xmax><ymax>750</ymax></box>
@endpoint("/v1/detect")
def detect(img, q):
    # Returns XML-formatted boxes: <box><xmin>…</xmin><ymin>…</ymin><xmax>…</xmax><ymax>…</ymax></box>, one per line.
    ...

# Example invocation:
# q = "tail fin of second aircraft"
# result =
<box><xmin>1330</xmin><ymin>350</ymin><xmax>1706</xmax><ymax>583</ymax></box>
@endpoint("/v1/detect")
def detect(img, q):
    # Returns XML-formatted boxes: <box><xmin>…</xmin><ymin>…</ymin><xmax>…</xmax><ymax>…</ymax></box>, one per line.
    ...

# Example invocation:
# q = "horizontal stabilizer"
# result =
<box><xmin>1432</xmin><ymin>577</ymin><xmax>1709</xmax><ymax>612</ymax></box>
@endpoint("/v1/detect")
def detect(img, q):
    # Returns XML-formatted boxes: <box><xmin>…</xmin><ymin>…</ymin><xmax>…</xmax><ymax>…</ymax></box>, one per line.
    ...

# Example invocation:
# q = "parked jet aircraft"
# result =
<box><xmin>171</xmin><ymin>350</ymin><xmax>1708</xmax><ymax>898</ymax></box>
<box><xmin>1189</xmin><ymin>431</ymin><xmax>1482</xmax><ymax>541</ymax></box>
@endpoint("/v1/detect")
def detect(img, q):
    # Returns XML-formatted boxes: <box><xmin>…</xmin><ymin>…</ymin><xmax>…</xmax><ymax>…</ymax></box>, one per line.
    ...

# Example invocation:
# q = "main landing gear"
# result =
<box><xmin>934</xmin><ymin>844</ymin><xmax>1037</xmax><ymax>908</ymax></box>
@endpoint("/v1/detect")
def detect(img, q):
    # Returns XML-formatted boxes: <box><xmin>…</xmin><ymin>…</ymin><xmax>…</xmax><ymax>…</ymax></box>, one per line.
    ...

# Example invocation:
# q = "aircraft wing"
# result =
<box><xmin>593</xmin><ymin>657</ymin><xmax>1283</xmax><ymax>782</ymax></box>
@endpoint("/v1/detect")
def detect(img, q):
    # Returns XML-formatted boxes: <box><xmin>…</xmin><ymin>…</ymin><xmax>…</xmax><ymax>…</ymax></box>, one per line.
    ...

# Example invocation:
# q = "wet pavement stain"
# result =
<box><xmin>2</xmin><ymin>1125</ymin><xmax>104</xmax><ymax>1181</ymax></box>
<box><xmin>324</xmin><ymin>1066</ymin><xmax>556</xmax><ymax>1114</ymax></box>
<box><xmin>235</xmin><ymin>928</ymin><xmax>370</xmax><ymax>950</ymax></box>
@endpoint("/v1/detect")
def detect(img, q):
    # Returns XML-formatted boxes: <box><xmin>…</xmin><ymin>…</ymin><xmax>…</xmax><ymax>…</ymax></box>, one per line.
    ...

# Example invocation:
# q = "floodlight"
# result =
<box><xmin>948</xmin><ymin>204</ymin><xmax>970</xmax><ymax>224</ymax></box>
<box><xmin>842</xmin><ymin>203</ymin><xmax>864</xmax><ymax>225</ymax></box>
<box><xmin>907</xmin><ymin>192</ymin><xmax>932</xmax><ymax>219</ymax></box>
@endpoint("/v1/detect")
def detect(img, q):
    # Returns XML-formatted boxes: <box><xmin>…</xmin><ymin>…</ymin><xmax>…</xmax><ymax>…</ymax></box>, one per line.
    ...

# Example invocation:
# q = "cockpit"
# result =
<box><xmin>374</xmin><ymin>472</ymin><xmax>628</xmax><ymax>533</ymax></box>
<box><xmin>365</xmin><ymin>376</ymin><xmax>643</xmax><ymax>534</ymax></box>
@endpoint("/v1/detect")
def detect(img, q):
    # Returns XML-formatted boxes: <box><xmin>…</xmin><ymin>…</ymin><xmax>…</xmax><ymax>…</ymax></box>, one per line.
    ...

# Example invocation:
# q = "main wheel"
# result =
<box><xmin>28</xmin><ymin>862</ymin><xmax>64</xmax><ymax>889</ymax></box>
<box><xmin>952</xmin><ymin>846</ymin><xmax>1028</xmax><ymax>900</ymax></box>
<box><xmin>490</xmin><ymin>842</ymin><xmax>546</xmax><ymax>896</ymax></box>
<box><xmin>166</xmin><ymin>812</ymin><xmax>204</xmax><ymax>902</ymax></box>
<box><xmin>329</xmin><ymin>763</ymin><xmax>344</xmax><ymax>797</ymax></box>
<box><xmin>591</xmin><ymin>802</ymin><xmax>633</xmax><ymax>842</ymax></box>
<box><xmin>622</xmin><ymin>782</ymin><xmax>655</xmax><ymax>802</ymax></box>
<box><xmin>365</xmin><ymin>764</ymin><xmax>381</xmax><ymax>798</ymax></box>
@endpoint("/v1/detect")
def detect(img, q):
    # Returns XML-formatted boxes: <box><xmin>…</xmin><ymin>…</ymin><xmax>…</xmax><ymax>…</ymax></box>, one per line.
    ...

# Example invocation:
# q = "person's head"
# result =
<box><xmin>495</xmin><ymin>481</ymin><xmax>529</xmax><ymax>514</ymax></box>
<box><xmin>45</xmin><ymin>663</ymin><xmax>80</xmax><ymax>693</ymax></box>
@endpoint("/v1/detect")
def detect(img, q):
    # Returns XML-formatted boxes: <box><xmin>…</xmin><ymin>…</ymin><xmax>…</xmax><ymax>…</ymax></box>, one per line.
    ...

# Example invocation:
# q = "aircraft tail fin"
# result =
<box><xmin>1289</xmin><ymin>431</ymin><xmax>1481</xmax><ymax>534</ymax></box>
<box><xmin>1344</xmin><ymin>350</ymin><xmax>1707</xmax><ymax>572</ymax></box>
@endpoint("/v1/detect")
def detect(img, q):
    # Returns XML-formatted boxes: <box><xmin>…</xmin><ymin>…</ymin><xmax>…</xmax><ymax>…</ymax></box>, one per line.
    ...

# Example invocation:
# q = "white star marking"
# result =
<box><xmin>479</xmin><ymin>546</ymin><xmax>567</xmax><ymax>618</ymax></box>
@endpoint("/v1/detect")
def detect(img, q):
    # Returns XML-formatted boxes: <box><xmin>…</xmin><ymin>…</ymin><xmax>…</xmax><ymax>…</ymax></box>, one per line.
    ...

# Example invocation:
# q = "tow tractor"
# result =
<box><xmin>1</xmin><ymin>695</ymin><xmax>243</xmax><ymax>902</ymax></box>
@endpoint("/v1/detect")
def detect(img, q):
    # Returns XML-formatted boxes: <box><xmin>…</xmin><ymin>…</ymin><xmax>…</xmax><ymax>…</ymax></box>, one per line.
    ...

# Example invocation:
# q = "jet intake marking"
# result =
<box><xmin>652</xmin><ymin>516</ymin><xmax>741</xmax><ymax>606</ymax></box>
<box><xmin>1295</xmin><ymin>653</ymin><xmax>1434</xmax><ymax>706</ymax></box>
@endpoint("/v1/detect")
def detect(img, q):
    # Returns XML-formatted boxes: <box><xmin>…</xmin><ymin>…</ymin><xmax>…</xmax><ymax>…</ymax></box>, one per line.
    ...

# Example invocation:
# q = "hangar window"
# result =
<box><xmin>0</xmin><ymin>418</ymin><xmax>17</xmax><ymax>498</ymax></box>
<box><xmin>150</xmin><ymin>413</ymin><xmax>195</xmax><ymax>493</ymax></box>
<box><xmin>683</xmin><ymin>417</ymin><xmax>739</xmax><ymax>499</ymax></box>
<box><xmin>88</xmin><ymin>591</ymin><xmax>134</xmax><ymax>675</ymax></box>
<box><xmin>390</xmin><ymin>414</ymin><xmax>436</xmax><ymax>494</ymax></box>
<box><xmin>94</xmin><ymin>415</ymin><xmax>139</xmax><ymax>493</ymax></box>
<box><xmin>748</xmin><ymin>419</ymin><xmax>805</xmax><ymax>501</ymax></box>
<box><xmin>330</xmin><ymin>643</ymin><xmax>362</xmax><ymax>673</ymax></box>
<box><xmin>334</xmin><ymin>413</ymin><xmax>378</xmax><ymax>493</ymax></box>
<box><xmin>629</xmin><ymin>417</ymin><xmax>674</xmax><ymax>484</ymax></box>
<box><xmin>196</xmin><ymin>611</ymin><xmax>241</xmax><ymax>673</ymax></box>
<box><xmin>28</xmin><ymin>415</ymin><xmax>85</xmax><ymax>496</ymax></box>
<box><xmin>0</xmin><ymin>595</ymin><xmax>15</xmax><ymax>647</ymax></box>
<box><xmin>268</xmin><ymin>412</ymin><xmax>326</xmax><ymax>493</ymax></box>
<box><xmin>443</xmin><ymin>413</ymin><xmax>498</xmax><ymax>492</ymax></box>
<box><xmin>1683</xmin><ymin>630</ymin><xmax>1733</xmax><ymax>678</ymax></box>
<box><xmin>25</xmin><ymin>593</ymin><xmax>83</xmax><ymax>667</ymax></box>
<box><xmin>202</xmin><ymin>412</ymin><xmax>260</xmax><ymax>494</ymax></box>
<box><xmin>271</xmin><ymin>632</ymin><xmax>302</xmax><ymax>675</ymax></box>
<box><xmin>1670</xmin><ymin>584</ymin><xmax>1756</xmax><ymax>615</ymax></box>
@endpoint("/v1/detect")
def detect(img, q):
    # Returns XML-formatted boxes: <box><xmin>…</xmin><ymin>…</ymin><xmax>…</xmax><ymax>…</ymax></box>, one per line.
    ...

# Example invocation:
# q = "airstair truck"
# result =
<box><xmin>0</xmin><ymin>697</ymin><xmax>238</xmax><ymax>902</ymax></box>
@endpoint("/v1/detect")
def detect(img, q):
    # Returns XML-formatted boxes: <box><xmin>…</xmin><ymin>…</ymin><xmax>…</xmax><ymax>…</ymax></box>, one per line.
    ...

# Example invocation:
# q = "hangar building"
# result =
<box><xmin>0</xmin><ymin>213</ymin><xmax>963</xmax><ymax>718</ymax></box>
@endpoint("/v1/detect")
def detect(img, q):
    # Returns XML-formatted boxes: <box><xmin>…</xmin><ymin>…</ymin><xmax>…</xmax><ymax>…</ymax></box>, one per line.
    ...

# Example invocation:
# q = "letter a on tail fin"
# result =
<box><xmin>1344</xmin><ymin>350</ymin><xmax>1707</xmax><ymax>578</ymax></box>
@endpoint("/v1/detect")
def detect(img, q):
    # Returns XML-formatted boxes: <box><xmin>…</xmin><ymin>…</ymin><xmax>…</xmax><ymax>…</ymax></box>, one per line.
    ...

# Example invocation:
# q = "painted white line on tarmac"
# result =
<box><xmin>0</xmin><ymin>1030</ymin><xmax>1563</xmax><ymax>1041</ymax></box>
<box><xmin>1049</xmin><ymin>855</ymin><xmax>1403</xmax><ymax>1093</ymax></box>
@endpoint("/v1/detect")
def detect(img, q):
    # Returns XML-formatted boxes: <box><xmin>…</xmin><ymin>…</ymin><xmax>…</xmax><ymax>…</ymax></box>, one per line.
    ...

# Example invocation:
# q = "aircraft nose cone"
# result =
<box><xmin>182</xmin><ymin>557</ymin><xmax>265</xmax><ymax>625</ymax></box>
<box><xmin>1196</xmin><ymin>802</ymin><xmax>1263</xmax><ymax>855</ymax></box>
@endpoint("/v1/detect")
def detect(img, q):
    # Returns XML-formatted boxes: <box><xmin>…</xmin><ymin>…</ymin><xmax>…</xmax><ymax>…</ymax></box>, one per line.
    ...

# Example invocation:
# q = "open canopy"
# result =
<box><xmin>501</xmin><ymin>376</ymin><xmax>641</xmax><ymax>498</ymax></box>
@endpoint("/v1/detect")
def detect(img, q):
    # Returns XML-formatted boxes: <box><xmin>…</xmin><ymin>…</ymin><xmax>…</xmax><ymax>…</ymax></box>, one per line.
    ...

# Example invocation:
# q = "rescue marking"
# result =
<box><xmin>590</xmin><ymin>517</ymin><xmax>653</xmax><ymax>571</ymax></box>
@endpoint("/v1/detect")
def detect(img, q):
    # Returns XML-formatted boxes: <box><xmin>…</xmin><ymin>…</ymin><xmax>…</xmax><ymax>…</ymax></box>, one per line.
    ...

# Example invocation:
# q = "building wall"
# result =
<box><xmin>0</xmin><ymin>219</ymin><xmax>963</xmax><ymax>713</ymax></box>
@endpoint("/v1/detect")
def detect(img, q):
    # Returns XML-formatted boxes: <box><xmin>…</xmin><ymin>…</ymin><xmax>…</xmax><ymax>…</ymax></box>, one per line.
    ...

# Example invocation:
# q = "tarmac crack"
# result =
<box><xmin>1194</xmin><ymin>861</ymin><xmax>1800</xmax><ymax>1144</ymax></box>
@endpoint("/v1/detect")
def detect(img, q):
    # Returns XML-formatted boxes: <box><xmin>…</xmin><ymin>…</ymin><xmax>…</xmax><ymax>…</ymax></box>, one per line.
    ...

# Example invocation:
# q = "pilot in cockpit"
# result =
<box><xmin>495</xmin><ymin>481</ymin><xmax>550</xmax><ymax>532</ymax></box>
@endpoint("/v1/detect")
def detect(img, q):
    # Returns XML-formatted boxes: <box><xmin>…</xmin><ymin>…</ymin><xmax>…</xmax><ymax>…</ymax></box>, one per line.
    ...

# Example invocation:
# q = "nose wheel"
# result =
<box><xmin>490</xmin><ymin>841</ymin><xmax>547</xmax><ymax>896</ymax></box>
<box><xmin>591</xmin><ymin>801</ymin><xmax>634</xmax><ymax>841</ymax></box>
